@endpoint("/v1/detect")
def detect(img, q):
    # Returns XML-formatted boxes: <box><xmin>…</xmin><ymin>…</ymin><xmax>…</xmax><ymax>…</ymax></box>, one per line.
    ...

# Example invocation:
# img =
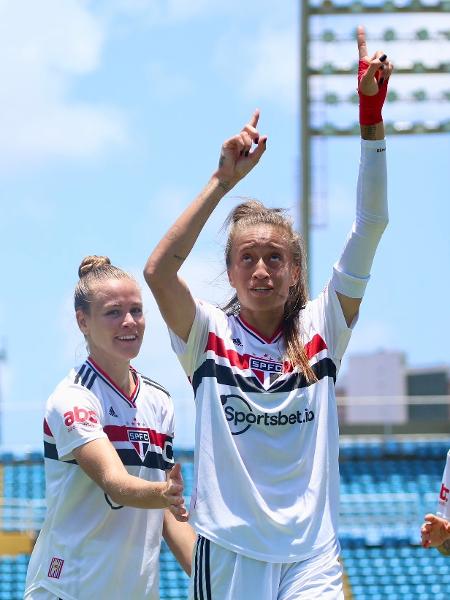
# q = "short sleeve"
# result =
<box><xmin>168</xmin><ymin>299</ymin><xmax>216</xmax><ymax>378</ymax></box>
<box><xmin>46</xmin><ymin>384</ymin><xmax>107</xmax><ymax>460</ymax></box>
<box><xmin>303</xmin><ymin>281</ymin><xmax>354</xmax><ymax>367</ymax></box>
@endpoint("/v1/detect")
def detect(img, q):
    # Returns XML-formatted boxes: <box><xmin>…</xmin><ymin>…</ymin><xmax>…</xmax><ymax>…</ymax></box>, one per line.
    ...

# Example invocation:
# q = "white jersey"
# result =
<box><xmin>25</xmin><ymin>358</ymin><xmax>174</xmax><ymax>600</ymax></box>
<box><xmin>170</xmin><ymin>282</ymin><xmax>352</xmax><ymax>562</ymax></box>
<box><xmin>437</xmin><ymin>450</ymin><xmax>450</xmax><ymax>520</ymax></box>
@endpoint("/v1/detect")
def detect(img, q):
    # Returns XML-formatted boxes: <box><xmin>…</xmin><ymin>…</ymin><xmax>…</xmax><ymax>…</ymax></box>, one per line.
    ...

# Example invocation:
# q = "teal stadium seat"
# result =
<box><xmin>2</xmin><ymin>442</ymin><xmax>450</xmax><ymax>599</ymax></box>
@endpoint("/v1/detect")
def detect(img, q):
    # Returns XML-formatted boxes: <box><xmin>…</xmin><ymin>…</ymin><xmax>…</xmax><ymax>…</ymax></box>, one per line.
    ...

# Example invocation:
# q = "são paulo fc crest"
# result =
<box><xmin>249</xmin><ymin>354</ymin><xmax>283</xmax><ymax>387</ymax></box>
<box><xmin>127</xmin><ymin>428</ymin><xmax>150</xmax><ymax>461</ymax></box>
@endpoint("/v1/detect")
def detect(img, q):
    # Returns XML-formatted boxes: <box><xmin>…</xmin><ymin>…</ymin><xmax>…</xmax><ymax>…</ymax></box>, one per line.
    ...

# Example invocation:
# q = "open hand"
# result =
<box><xmin>163</xmin><ymin>463</ymin><xmax>189</xmax><ymax>522</ymax></box>
<box><xmin>214</xmin><ymin>110</ymin><xmax>267</xmax><ymax>191</ymax></box>
<box><xmin>421</xmin><ymin>513</ymin><xmax>450</xmax><ymax>548</ymax></box>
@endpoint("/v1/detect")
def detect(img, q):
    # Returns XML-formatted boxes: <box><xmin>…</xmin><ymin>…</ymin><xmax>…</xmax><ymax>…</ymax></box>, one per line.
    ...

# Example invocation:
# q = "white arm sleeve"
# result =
<box><xmin>331</xmin><ymin>138</ymin><xmax>389</xmax><ymax>298</ymax></box>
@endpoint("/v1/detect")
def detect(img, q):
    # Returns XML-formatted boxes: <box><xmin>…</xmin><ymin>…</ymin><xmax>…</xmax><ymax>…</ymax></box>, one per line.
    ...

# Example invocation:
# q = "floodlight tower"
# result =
<box><xmin>300</xmin><ymin>0</ymin><xmax>450</xmax><ymax>287</ymax></box>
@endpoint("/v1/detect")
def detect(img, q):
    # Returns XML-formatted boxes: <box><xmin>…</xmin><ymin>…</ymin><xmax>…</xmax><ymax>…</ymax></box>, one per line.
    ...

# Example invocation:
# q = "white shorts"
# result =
<box><xmin>24</xmin><ymin>588</ymin><xmax>61</xmax><ymax>600</ymax></box>
<box><xmin>190</xmin><ymin>536</ymin><xmax>343</xmax><ymax>600</ymax></box>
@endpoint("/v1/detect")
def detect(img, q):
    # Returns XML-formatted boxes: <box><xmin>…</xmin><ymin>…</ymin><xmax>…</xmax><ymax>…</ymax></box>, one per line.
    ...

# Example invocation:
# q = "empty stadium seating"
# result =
<box><xmin>0</xmin><ymin>554</ymin><xmax>29</xmax><ymax>600</ymax></box>
<box><xmin>0</xmin><ymin>439</ymin><xmax>449</xmax><ymax>599</ymax></box>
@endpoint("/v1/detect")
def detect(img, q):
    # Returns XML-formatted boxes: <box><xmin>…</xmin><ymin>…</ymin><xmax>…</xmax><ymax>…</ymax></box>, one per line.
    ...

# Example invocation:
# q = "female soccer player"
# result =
<box><xmin>421</xmin><ymin>449</ymin><xmax>450</xmax><ymax>556</ymax></box>
<box><xmin>25</xmin><ymin>256</ymin><xmax>195</xmax><ymax>600</ymax></box>
<box><xmin>144</xmin><ymin>27</ymin><xmax>392</xmax><ymax>599</ymax></box>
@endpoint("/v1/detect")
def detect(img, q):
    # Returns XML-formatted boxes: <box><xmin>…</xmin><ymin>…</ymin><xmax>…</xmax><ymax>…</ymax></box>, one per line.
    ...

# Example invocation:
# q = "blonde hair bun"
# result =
<box><xmin>78</xmin><ymin>255</ymin><xmax>111</xmax><ymax>278</ymax></box>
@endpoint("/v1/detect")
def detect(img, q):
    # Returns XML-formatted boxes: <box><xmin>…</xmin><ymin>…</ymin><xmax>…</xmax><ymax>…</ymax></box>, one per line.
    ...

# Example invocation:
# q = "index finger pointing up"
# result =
<box><xmin>357</xmin><ymin>25</ymin><xmax>368</xmax><ymax>60</ymax></box>
<box><xmin>249</xmin><ymin>108</ymin><xmax>260</xmax><ymax>129</ymax></box>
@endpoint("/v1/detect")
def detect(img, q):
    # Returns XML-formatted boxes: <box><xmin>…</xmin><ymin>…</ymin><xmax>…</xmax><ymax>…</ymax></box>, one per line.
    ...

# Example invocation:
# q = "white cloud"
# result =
<box><xmin>0</xmin><ymin>0</ymin><xmax>126</xmax><ymax>168</ymax></box>
<box><xmin>144</xmin><ymin>184</ymin><xmax>193</xmax><ymax>227</ymax></box>
<box><xmin>163</xmin><ymin>0</ymin><xmax>211</xmax><ymax>21</ymax></box>
<box><xmin>102</xmin><ymin>0</ymin><xmax>212</xmax><ymax>25</ymax></box>
<box><xmin>215</xmin><ymin>25</ymin><xmax>298</xmax><ymax>114</ymax></box>
<box><xmin>146</xmin><ymin>62</ymin><xmax>194</xmax><ymax>101</ymax></box>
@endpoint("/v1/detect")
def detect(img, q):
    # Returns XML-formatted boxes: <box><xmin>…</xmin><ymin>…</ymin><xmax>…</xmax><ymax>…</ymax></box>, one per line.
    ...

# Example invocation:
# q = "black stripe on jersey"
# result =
<box><xmin>74</xmin><ymin>363</ymin><xmax>97</xmax><ymax>390</ymax></box>
<box><xmin>86</xmin><ymin>371</ymin><xmax>97</xmax><ymax>390</ymax></box>
<box><xmin>74</xmin><ymin>364</ymin><xmax>86</xmax><ymax>385</ymax></box>
<box><xmin>270</xmin><ymin>358</ymin><xmax>337</xmax><ymax>392</ymax></box>
<box><xmin>116</xmin><ymin>448</ymin><xmax>173</xmax><ymax>471</ymax></box>
<box><xmin>44</xmin><ymin>441</ymin><xmax>77</xmax><ymax>464</ymax></box>
<box><xmin>81</xmin><ymin>366</ymin><xmax>93</xmax><ymax>387</ymax></box>
<box><xmin>44</xmin><ymin>441</ymin><xmax>171</xmax><ymax>470</ymax></box>
<box><xmin>192</xmin><ymin>357</ymin><xmax>336</xmax><ymax>395</ymax></box>
<box><xmin>192</xmin><ymin>361</ymin><xmax>261</xmax><ymax>394</ymax></box>
<box><xmin>141</xmin><ymin>376</ymin><xmax>170</xmax><ymax>398</ymax></box>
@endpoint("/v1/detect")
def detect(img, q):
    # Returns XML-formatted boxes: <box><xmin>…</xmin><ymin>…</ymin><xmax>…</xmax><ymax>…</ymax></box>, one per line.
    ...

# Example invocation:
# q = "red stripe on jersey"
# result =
<box><xmin>206</xmin><ymin>332</ymin><xmax>326</xmax><ymax>368</ymax></box>
<box><xmin>304</xmin><ymin>334</ymin><xmax>327</xmax><ymax>359</ymax></box>
<box><xmin>43</xmin><ymin>419</ymin><xmax>53</xmax><ymax>436</ymax></box>
<box><xmin>205</xmin><ymin>333</ymin><xmax>250</xmax><ymax>369</ymax></box>
<box><xmin>104</xmin><ymin>425</ymin><xmax>169</xmax><ymax>449</ymax></box>
<box><xmin>205</xmin><ymin>332</ymin><xmax>326</xmax><ymax>374</ymax></box>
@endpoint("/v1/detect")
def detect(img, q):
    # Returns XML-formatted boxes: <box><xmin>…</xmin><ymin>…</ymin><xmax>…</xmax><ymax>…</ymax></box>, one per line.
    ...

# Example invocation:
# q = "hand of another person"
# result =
<box><xmin>163</xmin><ymin>463</ymin><xmax>189</xmax><ymax>522</ymax></box>
<box><xmin>213</xmin><ymin>110</ymin><xmax>267</xmax><ymax>191</ymax></box>
<box><xmin>421</xmin><ymin>513</ymin><xmax>450</xmax><ymax>548</ymax></box>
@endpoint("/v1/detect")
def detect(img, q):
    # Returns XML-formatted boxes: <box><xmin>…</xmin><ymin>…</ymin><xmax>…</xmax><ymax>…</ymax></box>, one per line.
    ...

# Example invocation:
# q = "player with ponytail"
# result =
<box><xmin>145</xmin><ymin>26</ymin><xmax>392</xmax><ymax>600</ymax></box>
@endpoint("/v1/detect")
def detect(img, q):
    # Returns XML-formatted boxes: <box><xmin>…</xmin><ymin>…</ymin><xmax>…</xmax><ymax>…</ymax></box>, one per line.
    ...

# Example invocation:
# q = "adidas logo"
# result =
<box><xmin>109</xmin><ymin>406</ymin><xmax>118</xmax><ymax>418</ymax></box>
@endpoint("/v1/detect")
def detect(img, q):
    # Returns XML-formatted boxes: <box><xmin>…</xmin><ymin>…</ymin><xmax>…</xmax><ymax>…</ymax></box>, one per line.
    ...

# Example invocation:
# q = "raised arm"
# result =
<box><xmin>144</xmin><ymin>111</ymin><xmax>267</xmax><ymax>342</ymax></box>
<box><xmin>334</xmin><ymin>26</ymin><xmax>393</xmax><ymax>325</ymax></box>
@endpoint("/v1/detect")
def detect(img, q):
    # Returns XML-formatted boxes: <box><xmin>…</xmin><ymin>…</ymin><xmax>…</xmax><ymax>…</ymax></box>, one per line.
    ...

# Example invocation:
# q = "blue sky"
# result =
<box><xmin>0</xmin><ymin>1</ymin><xmax>449</xmax><ymax>450</ymax></box>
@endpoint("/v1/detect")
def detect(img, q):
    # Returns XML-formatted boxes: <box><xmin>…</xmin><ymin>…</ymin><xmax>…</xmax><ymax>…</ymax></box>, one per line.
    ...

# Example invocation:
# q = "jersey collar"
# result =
<box><xmin>236</xmin><ymin>314</ymin><xmax>283</xmax><ymax>345</ymax></box>
<box><xmin>87</xmin><ymin>357</ymin><xmax>140</xmax><ymax>408</ymax></box>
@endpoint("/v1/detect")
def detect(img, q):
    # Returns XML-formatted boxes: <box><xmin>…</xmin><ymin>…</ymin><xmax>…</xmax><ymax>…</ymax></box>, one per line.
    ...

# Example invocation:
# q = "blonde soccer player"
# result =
<box><xmin>25</xmin><ymin>256</ymin><xmax>195</xmax><ymax>600</ymax></box>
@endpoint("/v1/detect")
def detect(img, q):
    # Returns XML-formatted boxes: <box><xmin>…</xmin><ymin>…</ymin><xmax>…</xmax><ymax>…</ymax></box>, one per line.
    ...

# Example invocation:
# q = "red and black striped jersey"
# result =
<box><xmin>26</xmin><ymin>358</ymin><xmax>174</xmax><ymax>600</ymax></box>
<box><xmin>170</xmin><ymin>283</ymin><xmax>352</xmax><ymax>563</ymax></box>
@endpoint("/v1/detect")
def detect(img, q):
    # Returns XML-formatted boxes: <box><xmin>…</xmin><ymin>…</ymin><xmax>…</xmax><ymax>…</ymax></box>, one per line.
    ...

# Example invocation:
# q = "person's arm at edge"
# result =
<box><xmin>144</xmin><ymin>111</ymin><xmax>267</xmax><ymax>343</ymax></box>
<box><xmin>421</xmin><ymin>513</ymin><xmax>450</xmax><ymax>556</ymax></box>
<box><xmin>162</xmin><ymin>509</ymin><xmax>197</xmax><ymax>575</ymax></box>
<box><xmin>73</xmin><ymin>438</ymin><xmax>188</xmax><ymax>519</ymax></box>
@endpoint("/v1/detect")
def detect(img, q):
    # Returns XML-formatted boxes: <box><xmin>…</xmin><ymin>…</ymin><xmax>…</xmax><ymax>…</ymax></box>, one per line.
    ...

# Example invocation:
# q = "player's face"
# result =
<box><xmin>227</xmin><ymin>224</ymin><xmax>299</xmax><ymax>322</ymax></box>
<box><xmin>76</xmin><ymin>278</ymin><xmax>145</xmax><ymax>366</ymax></box>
